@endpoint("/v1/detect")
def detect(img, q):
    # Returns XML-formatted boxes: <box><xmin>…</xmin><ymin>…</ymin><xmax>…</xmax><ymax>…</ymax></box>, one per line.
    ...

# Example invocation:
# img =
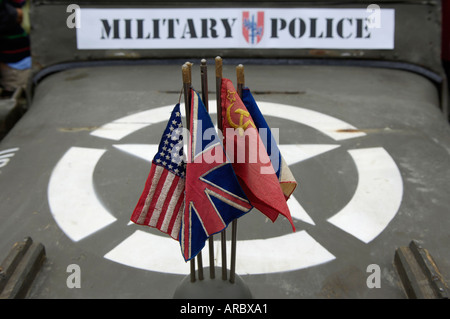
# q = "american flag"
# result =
<box><xmin>130</xmin><ymin>103</ymin><xmax>186</xmax><ymax>240</ymax></box>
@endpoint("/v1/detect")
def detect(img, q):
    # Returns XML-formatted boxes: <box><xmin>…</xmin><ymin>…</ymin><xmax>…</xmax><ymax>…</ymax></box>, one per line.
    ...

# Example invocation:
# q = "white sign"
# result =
<box><xmin>76</xmin><ymin>8</ymin><xmax>395</xmax><ymax>50</ymax></box>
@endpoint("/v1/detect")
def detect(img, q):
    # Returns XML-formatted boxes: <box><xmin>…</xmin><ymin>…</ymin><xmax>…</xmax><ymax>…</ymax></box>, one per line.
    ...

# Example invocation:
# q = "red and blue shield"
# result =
<box><xmin>242</xmin><ymin>11</ymin><xmax>264</xmax><ymax>44</ymax></box>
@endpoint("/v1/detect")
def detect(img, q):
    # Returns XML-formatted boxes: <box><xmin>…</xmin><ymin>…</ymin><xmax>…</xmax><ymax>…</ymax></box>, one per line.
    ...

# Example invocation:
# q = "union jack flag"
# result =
<box><xmin>180</xmin><ymin>90</ymin><xmax>253</xmax><ymax>262</ymax></box>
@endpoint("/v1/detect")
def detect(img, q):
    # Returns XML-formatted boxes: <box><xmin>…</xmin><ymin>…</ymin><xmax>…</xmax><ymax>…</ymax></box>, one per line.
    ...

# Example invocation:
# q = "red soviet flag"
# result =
<box><xmin>220</xmin><ymin>78</ymin><xmax>295</xmax><ymax>231</ymax></box>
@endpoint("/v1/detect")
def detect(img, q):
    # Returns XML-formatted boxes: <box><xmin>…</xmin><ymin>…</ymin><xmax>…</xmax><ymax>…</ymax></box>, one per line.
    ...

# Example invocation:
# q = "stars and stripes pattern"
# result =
<box><xmin>130</xmin><ymin>103</ymin><xmax>186</xmax><ymax>240</ymax></box>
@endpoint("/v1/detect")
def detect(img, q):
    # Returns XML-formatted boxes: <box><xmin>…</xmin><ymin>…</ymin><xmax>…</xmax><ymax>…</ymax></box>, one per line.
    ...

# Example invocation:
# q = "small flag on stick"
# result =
<box><xmin>220</xmin><ymin>78</ymin><xmax>296</xmax><ymax>231</ymax></box>
<box><xmin>180</xmin><ymin>89</ymin><xmax>253</xmax><ymax>262</ymax></box>
<box><xmin>241</xmin><ymin>87</ymin><xmax>298</xmax><ymax>200</ymax></box>
<box><xmin>130</xmin><ymin>103</ymin><xmax>186</xmax><ymax>240</ymax></box>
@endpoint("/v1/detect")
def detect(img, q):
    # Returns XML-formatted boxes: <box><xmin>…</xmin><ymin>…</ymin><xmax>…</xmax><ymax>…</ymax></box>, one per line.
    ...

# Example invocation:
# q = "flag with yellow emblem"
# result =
<box><xmin>220</xmin><ymin>78</ymin><xmax>295</xmax><ymax>231</ymax></box>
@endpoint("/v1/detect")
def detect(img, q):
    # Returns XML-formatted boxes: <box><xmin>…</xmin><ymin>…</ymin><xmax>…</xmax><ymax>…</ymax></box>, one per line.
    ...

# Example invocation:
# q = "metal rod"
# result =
<box><xmin>201</xmin><ymin>59</ymin><xmax>216</xmax><ymax>280</ymax></box>
<box><xmin>188</xmin><ymin>61</ymin><xmax>206</xmax><ymax>281</ymax></box>
<box><xmin>229</xmin><ymin>220</ymin><xmax>238</xmax><ymax>283</ymax></box>
<box><xmin>182</xmin><ymin>63</ymin><xmax>191</xmax><ymax>129</ymax></box>
<box><xmin>236</xmin><ymin>64</ymin><xmax>245</xmax><ymax>97</ymax></box>
<box><xmin>215</xmin><ymin>56</ymin><xmax>227</xmax><ymax>281</ymax></box>
<box><xmin>182</xmin><ymin>63</ymin><xmax>195</xmax><ymax>283</ymax></box>
<box><xmin>221</xmin><ymin>231</ymin><xmax>227</xmax><ymax>280</ymax></box>
<box><xmin>229</xmin><ymin>64</ymin><xmax>245</xmax><ymax>284</ymax></box>
<box><xmin>200</xmin><ymin>59</ymin><xmax>209</xmax><ymax>111</ymax></box>
<box><xmin>190</xmin><ymin>258</ymin><xmax>195</xmax><ymax>282</ymax></box>
<box><xmin>215</xmin><ymin>56</ymin><xmax>223</xmax><ymax>131</ymax></box>
<box><xmin>208</xmin><ymin>237</ymin><xmax>215</xmax><ymax>279</ymax></box>
<box><xmin>197</xmin><ymin>251</ymin><xmax>204</xmax><ymax>280</ymax></box>
<box><xmin>187</xmin><ymin>61</ymin><xmax>206</xmax><ymax>281</ymax></box>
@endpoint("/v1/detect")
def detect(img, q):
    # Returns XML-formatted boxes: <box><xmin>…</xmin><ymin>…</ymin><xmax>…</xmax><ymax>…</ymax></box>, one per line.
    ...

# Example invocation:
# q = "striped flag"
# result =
<box><xmin>130</xmin><ymin>103</ymin><xmax>186</xmax><ymax>240</ymax></box>
<box><xmin>220</xmin><ymin>78</ymin><xmax>295</xmax><ymax>231</ymax></box>
<box><xmin>180</xmin><ymin>89</ymin><xmax>253</xmax><ymax>261</ymax></box>
<box><xmin>241</xmin><ymin>87</ymin><xmax>297</xmax><ymax>200</ymax></box>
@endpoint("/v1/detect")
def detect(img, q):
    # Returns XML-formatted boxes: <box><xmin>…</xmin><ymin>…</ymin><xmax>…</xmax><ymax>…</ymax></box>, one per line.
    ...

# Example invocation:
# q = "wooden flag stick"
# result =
<box><xmin>229</xmin><ymin>221</ymin><xmax>238</xmax><ymax>284</ymax></box>
<box><xmin>182</xmin><ymin>63</ymin><xmax>191</xmax><ymax>129</ymax></box>
<box><xmin>200</xmin><ymin>59</ymin><xmax>216</xmax><ymax>280</ymax></box>
<box><xmin>236</xmin><ymin>64</ymin><xmax>245</xmax><ymax>97</ymax></box>
<box><xmin>187</xmin><ymin>61</ymin><xmax>193</xmax><ymax>84</ymax></box>
<box><xmin>182</xmin><ymin>63</ymin><xmax>196</xmax><ymax>283</ymax></box>
<box><xmin>194</xmin><ymin>60</ymin><xmax>209</xmax><ymax>281</ymax></box>
<box><xmin>200</xmin><ymin>59</ymin><xmax>209</xmax><ymax>111</ymax></box>
<box><xmin>197</xmin><ymin>252</ymin><xmax>204</xmax><ymax>281</ymax></box>
<box><xmin>215</xmin><ymin>56</ymin><xmax>227</xmax><ymax>281</ymax></box>
<box><xmin>215</xmin><ymin>56</ymin><xmax>223</xmax><ymax>129</ymax></box>
<box><xmin>229</xmin><ymin>64</ymin><xmax>245</xmax><ymax>284</ymax></box>
<box><xmin>187</xmin><ymin>61</ymin><xmax>205</xmax><ymax>281</ymax></box>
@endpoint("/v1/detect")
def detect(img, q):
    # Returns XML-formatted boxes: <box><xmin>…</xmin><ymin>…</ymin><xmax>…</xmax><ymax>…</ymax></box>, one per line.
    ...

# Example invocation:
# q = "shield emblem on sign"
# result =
<box><xmin>242</xmin><ymin>11</ymin><xmax>264</xmax><ymax>44</ymax></box>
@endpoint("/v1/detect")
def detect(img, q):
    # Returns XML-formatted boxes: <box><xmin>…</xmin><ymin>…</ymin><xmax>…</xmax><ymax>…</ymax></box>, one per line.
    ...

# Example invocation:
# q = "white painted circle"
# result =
<box><xmin>48</xmin><ymin>101</ymin><xmax>403</xmax><ymax>275</ymax></box>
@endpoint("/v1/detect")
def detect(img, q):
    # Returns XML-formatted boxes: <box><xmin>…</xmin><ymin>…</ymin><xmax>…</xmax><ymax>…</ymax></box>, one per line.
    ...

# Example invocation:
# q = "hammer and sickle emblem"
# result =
<box><xmin>226</xmin><ymin>90</ymin><xmax>256</xmax><ymax>136</ymax></box>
